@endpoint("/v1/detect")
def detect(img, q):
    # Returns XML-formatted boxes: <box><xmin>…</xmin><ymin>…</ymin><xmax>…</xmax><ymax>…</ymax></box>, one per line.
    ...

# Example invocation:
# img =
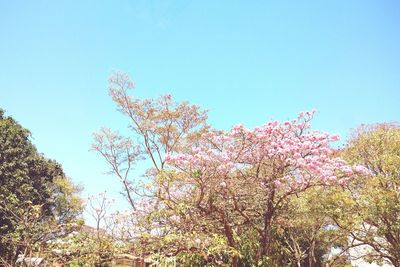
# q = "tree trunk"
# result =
<box><xmin>308</xmin><ymin>239</ymin><xmax>316</xmax><ymax>267</ymax></box>
<box><xmin>259</xmin><ymin>222</ymin><xmax>273</xmax><ymax>258</ymax></box>
<box><xmin>223</xmin><ymin>216</ymin><xmax>238</xmax><ymax>267</ymax></box>
<box><xmin>259</xmin><ymin>189</ymin><xmax>275</xmax><ymax>261</ymax></box>
<box><xmin>232</xmin><ymin>256</ymin><xmax>238</xmax><ymax>267</ymax></box>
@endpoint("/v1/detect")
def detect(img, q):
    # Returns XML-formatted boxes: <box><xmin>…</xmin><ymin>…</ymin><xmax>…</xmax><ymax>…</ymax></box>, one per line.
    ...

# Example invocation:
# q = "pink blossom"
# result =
<box><xmin>330</xmin><ymin>134</ymin><xmax>340</xmax><ymax>142</ymax></box>
<box><xmin>164</xmin><ymin>154</ymin><xmax>172</xmax><ymax>162</ymax></box>
<box><xmin>170</xmin><ymin>215</ymin><xmax>180</xmax><ymax>223</ymax></box>
<box><xmin>297</xmin><ymin>158</ymin><xmax>306</xmax><ymax>166</ymax></box>
<box><xmin>293</xmin><ymin>152</ymin><xmax>302</xmax><ymax>159</ymax></box>
<box><xmin>165</xmin><ymin>111</ymin><xmax>357</xmax><ymax>195</ymax></box>
<box><xmin>274</xmin><ymin>180</ymin><xmax>283</xmax><ymax>188</ymax></box>
<box><xmin>354</xmin><ymin>165</ymin><xmax>371</xmax><ymax>175</ymax></box>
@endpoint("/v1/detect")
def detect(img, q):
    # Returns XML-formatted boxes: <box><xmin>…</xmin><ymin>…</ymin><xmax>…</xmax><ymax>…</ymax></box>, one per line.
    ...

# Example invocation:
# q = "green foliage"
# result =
<box><xmin>0</xmin><ymin>109</ymin><xmax>83</xmax><ymax>264</ymax></box>
<box><xmin>342</xmin><ymin>123</ymin><xmax>400</xmax><ymax>266</ymax></box>
<box><xmin>47</xmin><ymin>230</ymin><xmax>125</xmax><ymax>266</ymax></box>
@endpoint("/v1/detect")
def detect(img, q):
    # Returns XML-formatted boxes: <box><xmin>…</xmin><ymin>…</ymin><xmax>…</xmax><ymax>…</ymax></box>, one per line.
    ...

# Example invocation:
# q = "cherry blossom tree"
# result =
<box><xmin>165</xmin><ymin>110</ymin><xmax>369</xmax><ymax>265</ymax></box>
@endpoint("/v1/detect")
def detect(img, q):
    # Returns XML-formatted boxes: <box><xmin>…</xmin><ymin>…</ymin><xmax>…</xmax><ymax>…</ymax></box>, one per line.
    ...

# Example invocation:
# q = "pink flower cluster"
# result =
<box><xmin>166</xmin><ymin>111</ymin><xmax>370</xmax><ymax>191</ymax></box>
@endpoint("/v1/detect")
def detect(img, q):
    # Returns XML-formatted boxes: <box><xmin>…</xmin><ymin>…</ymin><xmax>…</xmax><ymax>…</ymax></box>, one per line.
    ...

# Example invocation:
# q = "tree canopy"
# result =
<box><xmin>2</xmin><ymin>73</ymin><xmax>399</xmax><ymax>267</ymax></box>
<box><xmin>0</xmin><ymin>109</ymin><xmax>83</xmax><ymax>265</ymax></box>
<box><xmin>339</xmin><ymin>123</ymin><xmax>400</xmax><ymax>266</ymax></box>
<box><xmin>91</xmin><ymin>73</ymin><xmax>377</xmax><ymax>267</ymax></box>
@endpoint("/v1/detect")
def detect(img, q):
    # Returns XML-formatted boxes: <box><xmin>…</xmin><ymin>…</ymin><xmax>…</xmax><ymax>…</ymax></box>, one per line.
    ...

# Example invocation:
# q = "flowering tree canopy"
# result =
<box><xmin>164</xmin><ymin>110</ymin><xmax>369</xmax><ymax>263</ymax></box>
<box><xmin>92</xmin><ymin>72</ymin><xmax>372</xmax><ymax>266</ymax></box>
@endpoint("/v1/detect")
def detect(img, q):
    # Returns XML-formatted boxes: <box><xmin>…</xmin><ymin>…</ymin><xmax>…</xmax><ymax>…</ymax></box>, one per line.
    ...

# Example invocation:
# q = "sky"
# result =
<box><xmin>1</xmin><ymin>1</ymin><xmax>399</xmax><ymax>223</ymax></box>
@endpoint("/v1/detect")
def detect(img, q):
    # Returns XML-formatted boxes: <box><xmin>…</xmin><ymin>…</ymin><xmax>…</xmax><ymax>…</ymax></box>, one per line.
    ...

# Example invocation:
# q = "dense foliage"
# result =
<box><xmin>0</xmin><ymin>109</ymin><xmax>83</xmax><ymax>266</ymax></box>
<box><xmin>339</xmin><ymin>124</ymin><xmax>400</xmax><ymax>266</ymax></box>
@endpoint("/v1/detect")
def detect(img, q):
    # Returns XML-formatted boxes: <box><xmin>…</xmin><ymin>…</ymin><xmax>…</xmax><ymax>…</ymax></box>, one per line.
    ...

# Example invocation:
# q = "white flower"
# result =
<box><xmin>52</xmin><ymin>249</ymin><xmax>63</xmax><ymax>255</ymax></box>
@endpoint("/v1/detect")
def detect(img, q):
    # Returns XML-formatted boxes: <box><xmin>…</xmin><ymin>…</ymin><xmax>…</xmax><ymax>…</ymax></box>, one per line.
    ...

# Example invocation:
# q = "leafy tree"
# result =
<box><xmin>275</xmin><ymin>186</ymin><xmax>352</xmax><ymax>266</ymax></box>
<box><xmin>340</xmin><ymin>123</ymin><xmax>400</xmax><ymax>266</ymax></box>
<box><xmin>92</xmin><ymin>72</ymin><xmax>209</xmax><ymax>261</ymax></box>
<box><xmin>0</xmin><ymin>109</ymin><xmax>83</xmax><ymax>265</ymax></box>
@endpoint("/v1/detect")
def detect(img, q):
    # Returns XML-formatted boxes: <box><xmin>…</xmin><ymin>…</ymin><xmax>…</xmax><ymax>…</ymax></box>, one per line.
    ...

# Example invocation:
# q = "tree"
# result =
<box><xmin>92</xmin><ymin>72</ymin><xmax>209</xmax><ymax>260</ymax></box>
<box><xmin>165</xmin><ymin>110</ymin><xmax>368</xmax><ymax>266</ymax></box>
<box><xmin>93</xmin><ymin>73</ymin><xmax>369</xmax><ymax>266</ymax></box>
<box><xmin>340</xmin><ymin>123</ymin><xmax>400</xmax><ymax>266</ymax></box>
<box><xmin>275</xmin><ymin>186</ymin><xmax>352</xmax><ymax>266</ymax></box>
<box><xmin>47</xmin><ymin>192</ymin><xmax>138</xmax><ymax>266</ymax></box>
<box><xmin>0</xmin><ymin>109</ymin><xmax>83</xmax><ymax>265</ymax></box>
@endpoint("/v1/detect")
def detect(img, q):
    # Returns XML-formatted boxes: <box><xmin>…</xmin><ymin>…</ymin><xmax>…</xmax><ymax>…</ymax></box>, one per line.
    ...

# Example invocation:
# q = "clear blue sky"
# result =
<box><xmin>1</xmin><ymin>1</ymin><xmax>399</xmax><ymax>220</ymax></box>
